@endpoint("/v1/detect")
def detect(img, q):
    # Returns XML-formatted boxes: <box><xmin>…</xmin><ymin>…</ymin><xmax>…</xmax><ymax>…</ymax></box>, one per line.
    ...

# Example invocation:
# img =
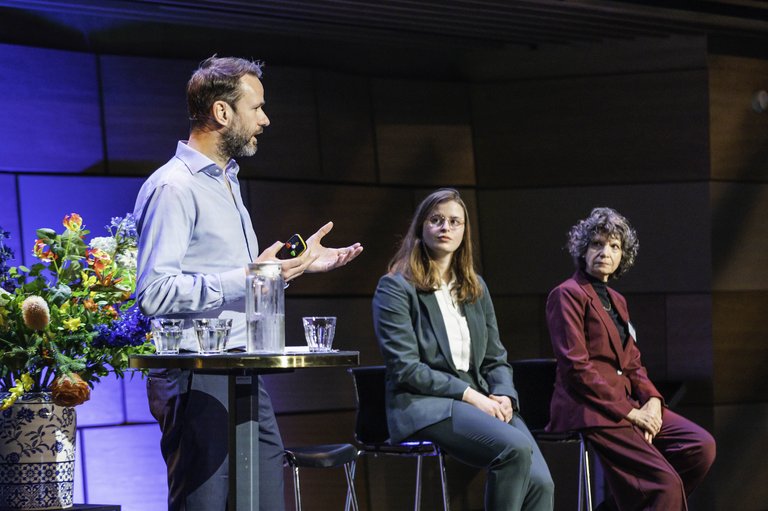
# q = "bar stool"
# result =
<box><xmin>284</xmin><ymin>443</ymin><xmax>360</xmax><ymax>511</ymax></box>
<box><xmin>348</xmin><ymin>366</ymin><xmax>449</xmax><ymax>511</ymax></box>
<box><xmin>510</xmin><ymin>358</ymin><xmax>593</xmax><ymax>511</ymax></box>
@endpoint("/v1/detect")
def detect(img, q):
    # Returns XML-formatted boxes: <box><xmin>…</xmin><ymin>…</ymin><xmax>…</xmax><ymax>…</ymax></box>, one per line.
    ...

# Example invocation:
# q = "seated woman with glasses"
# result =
<box><xmin>372</xmin><ymin>188</ymin><xmax>554</xmax><ymax>511</ymax></box>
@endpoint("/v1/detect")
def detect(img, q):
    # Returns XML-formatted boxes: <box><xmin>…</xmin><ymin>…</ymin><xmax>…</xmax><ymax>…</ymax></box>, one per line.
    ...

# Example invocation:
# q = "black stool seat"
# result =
<box><xmin>285</xmin><ymin>443</ymin><xmax>359</xmax><ymax>469</ymax></box>
<box><xmin>284</xmin><ymin>443</ymin><xmax>360</xmax><ymax>510</ymax></box>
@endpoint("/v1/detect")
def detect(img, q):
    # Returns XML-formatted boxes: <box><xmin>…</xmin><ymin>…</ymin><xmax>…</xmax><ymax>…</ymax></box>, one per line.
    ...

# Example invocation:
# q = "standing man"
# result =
<box><xmin>133</xmin><ymin>56</ymin><xmax>363</xmax><ymax>511</ymax></box>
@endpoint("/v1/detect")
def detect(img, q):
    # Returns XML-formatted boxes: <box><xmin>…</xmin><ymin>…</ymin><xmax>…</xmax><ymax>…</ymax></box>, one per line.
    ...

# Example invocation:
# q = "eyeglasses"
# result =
<box><xmin>426</xmin><ymin>214</ymin><xmax>465</xmax><ymax>230</ymax></box>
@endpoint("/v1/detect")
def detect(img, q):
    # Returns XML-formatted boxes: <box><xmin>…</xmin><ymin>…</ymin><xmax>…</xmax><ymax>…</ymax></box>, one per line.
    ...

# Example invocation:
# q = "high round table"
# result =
<box><xmin>130</xmin><ymin>350</ymin><xmax>360</xmax><ymax>511</ymax></box>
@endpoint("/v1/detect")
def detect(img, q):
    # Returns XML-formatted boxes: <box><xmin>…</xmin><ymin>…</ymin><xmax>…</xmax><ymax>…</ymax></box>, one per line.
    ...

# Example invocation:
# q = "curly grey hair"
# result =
<box><xmin>567</xmin><ymin>207</ymin><xmax>639</xmax><ymax>279</ymax></box>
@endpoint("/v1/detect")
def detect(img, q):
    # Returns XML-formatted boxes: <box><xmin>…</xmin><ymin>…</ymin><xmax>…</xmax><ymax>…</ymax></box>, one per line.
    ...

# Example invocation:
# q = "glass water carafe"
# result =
<box><xmin>245</xmin><ymin>261</ymin><xmax>285</xmax><ymax>353</ymax></box>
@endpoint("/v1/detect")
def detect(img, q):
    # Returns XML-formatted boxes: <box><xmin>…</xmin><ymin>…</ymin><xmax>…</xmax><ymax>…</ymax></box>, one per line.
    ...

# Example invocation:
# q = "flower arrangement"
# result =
<box><xmin>0</xmin><ymin>214</ymin><xmax>154</xmax><ymax>410</ymax></box>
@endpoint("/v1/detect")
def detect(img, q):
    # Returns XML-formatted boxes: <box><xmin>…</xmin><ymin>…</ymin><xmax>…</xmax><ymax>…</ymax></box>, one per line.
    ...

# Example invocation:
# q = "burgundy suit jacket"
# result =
<box><xmin>545</xmin><ymin>272</ymin><xmax>662</xmax><ymax>431</ymax></box>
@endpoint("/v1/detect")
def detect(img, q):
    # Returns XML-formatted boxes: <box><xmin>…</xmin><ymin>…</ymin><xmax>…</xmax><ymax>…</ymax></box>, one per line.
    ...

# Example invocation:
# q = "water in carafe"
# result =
<box><xmin>245</xmin><ymin>261</ymin><xmax>285</xmax><ymax>353</ymax></box>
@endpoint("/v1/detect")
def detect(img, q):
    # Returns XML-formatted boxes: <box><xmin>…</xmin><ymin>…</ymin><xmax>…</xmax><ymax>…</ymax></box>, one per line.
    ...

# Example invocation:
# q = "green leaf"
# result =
<box><xmin>35</xmin><ymin>228</ymin><xmax>57</xmax><ymax>239</ymax></box>
<box><xmin>49</xmin><ymin>284</ymin><xmax>72</xmax><ymax>305</ymax></box>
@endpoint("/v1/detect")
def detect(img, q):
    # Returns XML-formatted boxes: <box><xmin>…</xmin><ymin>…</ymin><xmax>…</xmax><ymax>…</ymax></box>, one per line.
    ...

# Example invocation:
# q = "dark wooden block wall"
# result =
<box><xmin>708</xmin><ymin>54</ymin><xmax>768</xmax><ymax>511</ymax></box>
<box><xmin>2</xmin><ymin>34</ymin><xmax>767</xmax><ymax>510</ymax></box>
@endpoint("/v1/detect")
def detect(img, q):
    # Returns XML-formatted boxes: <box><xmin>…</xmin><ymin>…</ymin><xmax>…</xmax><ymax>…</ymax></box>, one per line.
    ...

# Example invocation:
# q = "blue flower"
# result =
<box><xmin>106</xmin><ymin>214</ymin><xmax>138</xmax><ymax>239</ymax></box>
<box><xmin>7</xmin><ymin>453</ymin><xmax>19</xmax><ymax>463</ymax></box>
<box><xmin>93</xmin><ymin>306</ymin><xmax>150</xmax><ymax>348</ymax></box>
<box><xmin>16</xmin><ymin>408</ymin><xmax>34</xmax><ymax>423</ymax></box>
<box><xmin>53</xmin><ymin>441</ymin><xmax>64</xmax><ymax>453</ymax></box>
<box><xmin>37</xmin><ymin>407</ymin><xmax>50</xmax><ymax>418</ymax></box>
<box><xmin>0</xmin><ymin>225</ymin><xmax>17</xmax><ymax>293</ymax></box>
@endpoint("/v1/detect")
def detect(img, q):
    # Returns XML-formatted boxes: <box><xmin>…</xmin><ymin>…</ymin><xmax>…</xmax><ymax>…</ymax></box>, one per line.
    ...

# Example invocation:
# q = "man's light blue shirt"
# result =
<box><xmin>133</xmin><ymin>141</ymin><xmax>259</xmax><ymax>350</ymax></box>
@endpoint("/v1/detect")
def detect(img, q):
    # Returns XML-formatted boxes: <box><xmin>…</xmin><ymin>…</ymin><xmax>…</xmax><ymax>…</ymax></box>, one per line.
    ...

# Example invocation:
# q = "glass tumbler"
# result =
<box><xmin>302</xmin><ymin>316</ymin><xmax>337</xmax><ymax>352</ymax></box>
<box><xmin>193</xmin><ymin>318</ymin><xmax>233</xmax><ymax>354</ymax></box>
<box><xmin>151</xmin><ymin>318</ymin><xmax>184</xmax><ymax>355</ymax></box>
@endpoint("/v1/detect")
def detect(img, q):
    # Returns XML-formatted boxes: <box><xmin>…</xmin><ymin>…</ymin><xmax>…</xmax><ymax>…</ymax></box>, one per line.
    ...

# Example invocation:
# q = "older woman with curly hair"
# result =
<box><xmin>545</xmin><ymin>207</ymin><xmax>715</xmax><ymax>511</ymax></box>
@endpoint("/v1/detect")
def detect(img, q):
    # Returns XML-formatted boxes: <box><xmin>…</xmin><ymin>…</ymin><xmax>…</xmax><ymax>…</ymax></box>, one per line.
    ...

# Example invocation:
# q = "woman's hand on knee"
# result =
<box><xmin>489</xmin><ymin>394</ymin><xmax>514</xmax><ymax>423</ymax></box>
<box><xmin>627</xmin><ymin>407</ymin><xmax>662</xmax><ymax>439</ymax></box>
<box><xmin>462</xmin><ymin>388</ymin><xmax>507</xmax><ymax>421</ymax></box>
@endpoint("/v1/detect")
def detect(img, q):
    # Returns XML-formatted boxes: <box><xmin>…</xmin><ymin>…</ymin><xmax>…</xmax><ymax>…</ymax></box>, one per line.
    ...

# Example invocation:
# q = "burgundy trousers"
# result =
<box><xmin>584</xmin><ymin>409</ymin><xmax>716</xmax><ymax>511</ymax></box>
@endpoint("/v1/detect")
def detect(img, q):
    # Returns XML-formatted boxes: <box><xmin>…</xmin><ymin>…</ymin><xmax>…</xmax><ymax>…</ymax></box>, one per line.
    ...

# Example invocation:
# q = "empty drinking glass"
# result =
<box><xmin>193</xmin><ymin>318</ymin><xmax>233</xmax><ymax>354</ymax></box>
<box><xmin>151</xmin><ymin>318</ymin><xmax>184</xmax><ymax>355</ymax></box>
<box><xmin>302</xmin><ymin>316</ymin><xmax>337</xmax><ymax>352</ymax></box>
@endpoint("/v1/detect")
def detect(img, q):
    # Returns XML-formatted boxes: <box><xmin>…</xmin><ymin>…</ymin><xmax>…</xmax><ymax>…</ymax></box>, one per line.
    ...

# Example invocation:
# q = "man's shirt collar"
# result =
<box><xmin>175</xmin><ymin>140</ymin><xmax>240</xmax><ymax>179</ymax></box>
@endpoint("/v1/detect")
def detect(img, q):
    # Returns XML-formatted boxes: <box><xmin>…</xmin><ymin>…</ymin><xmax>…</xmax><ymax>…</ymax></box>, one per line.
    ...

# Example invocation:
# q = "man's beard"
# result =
<box><xmin>219</xmin><ymin>121</ymin><xmax>257</xmax><ymax>160</ymax></box>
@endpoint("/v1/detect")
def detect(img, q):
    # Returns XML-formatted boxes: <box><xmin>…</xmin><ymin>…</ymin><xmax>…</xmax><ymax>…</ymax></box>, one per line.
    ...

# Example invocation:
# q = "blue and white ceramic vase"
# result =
<box><xmin>0</xmin><ymin>393</ymin><xmax>76</xmax><ymax>510</ymax></box>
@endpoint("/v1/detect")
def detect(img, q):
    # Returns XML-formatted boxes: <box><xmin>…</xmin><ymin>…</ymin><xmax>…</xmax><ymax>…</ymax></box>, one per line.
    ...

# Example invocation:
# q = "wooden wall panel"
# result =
<box><xmin>713</xmin><ymin>402</ymin><xmax>768</xmax><ymax>511</ymax></box>
<box><xmin>711</xmin><ymin>183</ymin><xmax>768</xmax><ymax>291</ymax></box>
<box><xmin>491</xmin><ymin>295</ymin><xmax>549</xmax><ymax>361</ymax></box>
<box><xmin>477</xmin><ymin>183</ymin><xmax>711</xmax><ymax>295</ymax></box>
<box><xmin>666</xmin><ymin>294</ymin><xmax>713</xmax><ymax>383</ymax></box>
<box><xmin>472</xmin><ymin>69</ymin><xmax>709</xmax><ymax>187</ymax></box>
<box><xmin>315</xmin><ymin>71</ymin><xmax>377</xmax><ymax>183</ymax></box>
<box><xmin>240</xmin><ymin>67</ymin><xmax>321</xmax><ymax>179</ymax></box>
<box><xmin>713</xmin><ymin>291</ymin><xmax>767</xmax><ymax>404</ymax></box>
<box><xmin>708</xmin><ymin>56</ymin><xmax>768</xmax><ymax>182</ymax></box>
<box><xmin>263</xmin><ymin>365</ymin><xmax>352</xmax><ymax>416</ymax></box>
<box><xmin>0</xmin><ymin>174</ymin><xmax>21</xmax><ymax>267</ymax></box>
<box><xmin>100</xmin><ymin>55</ymin><xmax>194</xmax><ymax>175</ymax></box>
<box><xmin>373</xmin><ymin>79</ymin><xmax>475</xmax><ymax>186</ymax></box>
<box><xmin>467</xmin><ymin>35</ymin><xmax>707</xmax><ymax>81</ymax></box>
<box><xmin>246</xmin><ymin>182</ymin><xmax>414</xmax><ymax>295</ymax></box>
<box><xmin>0</xmin><ymin>44</ymin><xmax>103</xmax><ymax>173</ymax></box>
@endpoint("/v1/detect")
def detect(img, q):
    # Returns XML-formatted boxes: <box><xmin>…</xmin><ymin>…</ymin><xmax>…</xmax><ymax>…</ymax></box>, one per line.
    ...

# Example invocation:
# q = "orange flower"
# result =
<box><xmin>94</xmin><ymin>267</ymin><xmax>122</xmax><ymax>287</ymax></box>
<box><xmin>83</xmin><ymin>298</ymin><xmax>98</xmax><ymax>312</ymax></box>
<box><xmin>33</xmin><ymin>239</ymin><xmax>56</xmax><ymax>262</ymax></box>
<box><xmin>104</xmin><ymin>305</ymin><xmax>118</xmax><ymax>319</ymax></box>
<box><xmin>50</xmin><ymin>373</ymin><xmax>91</xmax><ymax>407</ymax></box>
<box><xmin>62</xmin><ymin>213</ymin><xmax>83</xmax><ymax>232</ymax></box>
<box><xmin>86</xmin><ymin>248</ymin><xmax>111</xmax><ymax>272</ymax></box>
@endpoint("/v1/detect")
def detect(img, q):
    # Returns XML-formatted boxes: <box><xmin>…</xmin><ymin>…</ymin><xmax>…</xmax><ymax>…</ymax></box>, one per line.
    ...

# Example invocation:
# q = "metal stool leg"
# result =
<box><xmin>414</xmin><ymin>455</ymin><xmax>423</xmax><ymax>511</ymax></box>
<box><xmin>344</xmin><ymin>459</ymin><xmax>355</xmax><ymax>511</ymax></box>
<box><xmin>578</xmin><ymin>436</ymin><xmax>593</xmax><ymax>511</ymax></box>
<box><xmin>437</xmin><ymin>450</ymin><xmax>450</xmax><ymax>511</ymax></box>
<box><xmin>292</xmin><ymin>465</ymin><xmax>303</xmax><ymax>511</ymax></box>
<box><xmin>343</xmin><ymin>460</ymin><xmax>360</xmax><ymax>511</ymax></box>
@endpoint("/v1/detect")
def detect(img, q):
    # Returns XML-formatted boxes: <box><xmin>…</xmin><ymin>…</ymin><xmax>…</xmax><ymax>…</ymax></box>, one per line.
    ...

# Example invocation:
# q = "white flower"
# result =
<box><xmin>89</xmin><ymin>236</ymin><xmax>117</xmax><ymax>254</ymax></box>
<box><xmin>116</xmin><ymin>248</ymin><xmax>137</xmax><ymax>270</ymax></box>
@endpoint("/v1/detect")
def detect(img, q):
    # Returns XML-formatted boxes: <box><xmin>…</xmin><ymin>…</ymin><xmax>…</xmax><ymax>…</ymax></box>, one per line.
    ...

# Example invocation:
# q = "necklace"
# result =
<box><xmin>596</xmin><ymin>293</ymin><xmax>612</xmax><ymax>311</ymax></box>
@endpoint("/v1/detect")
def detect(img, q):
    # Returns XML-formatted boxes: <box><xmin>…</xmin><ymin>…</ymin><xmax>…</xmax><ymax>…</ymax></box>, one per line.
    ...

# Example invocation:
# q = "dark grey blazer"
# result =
<box><xmin>372</xmin><ymin>272</ymin><xmax>518</xmax><ymax>443</ymax></box>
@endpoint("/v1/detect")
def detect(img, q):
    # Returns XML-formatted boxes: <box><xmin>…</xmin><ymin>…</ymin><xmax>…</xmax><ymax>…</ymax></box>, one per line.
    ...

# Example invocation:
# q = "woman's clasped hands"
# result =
<box><xmin>626</xmin><ymin>397</ymin><xmax>663</xmax><ymax>443</ymax></box>
<box><xmin>463</xmin><ymin>387</ymin><xmax>514</xmax><ymax>423</ymax></box>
